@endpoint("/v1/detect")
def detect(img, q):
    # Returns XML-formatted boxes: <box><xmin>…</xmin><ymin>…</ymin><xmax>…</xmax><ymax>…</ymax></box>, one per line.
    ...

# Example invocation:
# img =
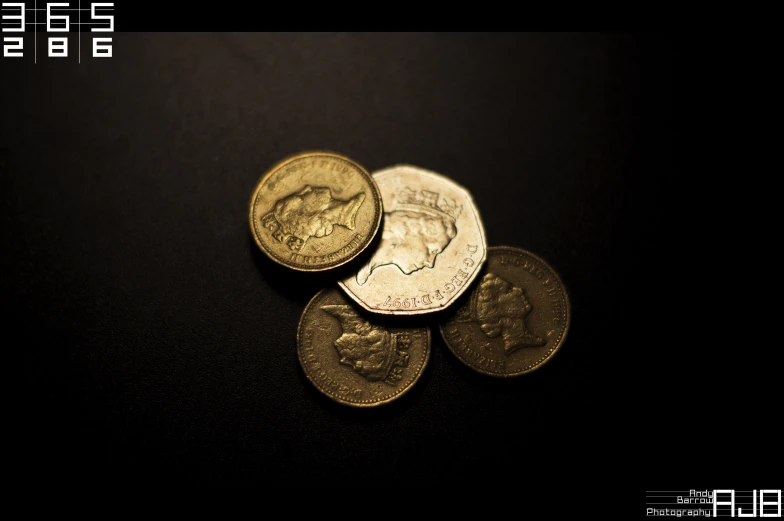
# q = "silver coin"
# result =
<box><xmin>338</xmin><ymin>165</ymin><xmax>487</xmax><ymax>315</ymax></box>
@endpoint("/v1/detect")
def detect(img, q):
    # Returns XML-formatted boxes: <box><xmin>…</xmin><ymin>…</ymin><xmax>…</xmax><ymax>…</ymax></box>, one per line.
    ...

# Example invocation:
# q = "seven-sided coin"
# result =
<box><xmin>338</xmin><ymin>164</ymin><xmax>487</xmax><ymax>315</ymax></box>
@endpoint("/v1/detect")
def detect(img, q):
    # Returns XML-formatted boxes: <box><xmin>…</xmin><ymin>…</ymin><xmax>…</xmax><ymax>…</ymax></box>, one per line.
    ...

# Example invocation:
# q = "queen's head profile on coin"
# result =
<box><xmin>440</xmin><ymin>247</ymin><xmax>570</xmax><ymax>377</ymax></box>
<box><xmin>357</xmin><ymin>188</ymin><xmax>461</xmax><ymax>285</ymax></box>
<box><xmin>297</xmin><ymin>288</ymin><xmax>431</xmax><ymax>406</ymax></box>
<box><xmin>261</xmin><ymin>185</ymin><xmax>366</xmax><ymax>252</ymax></box>
<box><xmin>473</xmin><ymin>273</ymin><xmax>546</xmax><ymax>356</ymax></box>
<box><xmin>338</xmin><ymin>165</ymin><xmax>486</xmax><ymax>315</ymax></box>
<box><xmin>321</xmin><ymin>305</ymin><xmax>410</xmax><ymax>385</ymax></box>
<box><xmin>249</xmin><ymin>152</ymin><xmax>382</xmax><ymax>272</ymax></box>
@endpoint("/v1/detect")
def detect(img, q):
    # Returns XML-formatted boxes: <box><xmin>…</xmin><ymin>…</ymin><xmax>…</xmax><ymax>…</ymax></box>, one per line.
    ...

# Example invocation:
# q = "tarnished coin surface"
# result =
<box><xmin>338</xmin><ymin>165</ymin><xmax>487</xmax><ymax>315</ymax></box>
<box><xmin>298</xmin><ymin>288</ymin><xmax>431</xmax><ymax>407</ymax></box>
<box><xmin>440</xmin><ymin>247</ymin><xmax>570</xmax><ymax>377</ymax></box>
<box><xmin>249</xmin><ymin>152</ymin><xmax>383</xmax><ymax>272</ymax></box>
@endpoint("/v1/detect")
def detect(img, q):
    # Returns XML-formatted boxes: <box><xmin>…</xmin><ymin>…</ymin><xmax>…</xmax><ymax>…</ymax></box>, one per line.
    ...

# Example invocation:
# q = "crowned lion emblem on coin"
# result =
<box><xmin>357</xmin><ymin>188</ymin><xmax>461</xmax><ymax>285</ymax></box>
<box><xmin>321</xmin><ymin>305</ymin><xmax>410</xmax><ymax>385</ymax></box>
<box><xmin>261</xmin><ymin>185</ymin><xmax>365</xmax><ymax>252</ymax></box>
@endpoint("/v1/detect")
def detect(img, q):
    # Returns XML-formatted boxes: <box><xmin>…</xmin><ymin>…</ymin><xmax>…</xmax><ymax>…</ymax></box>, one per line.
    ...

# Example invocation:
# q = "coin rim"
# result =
<box><xmin>337</xmin><ymin>164</ymin><xmax>487</xmax><ymax>315</ymax></box>
<box><xmin>249</xmin><ymin>151</ymin><xmax>383</xmax><ymax>272</ymax></box>
<box><xmin>297</xmin><ymin>287</ymin><xmax>432</xmax><ymax>407</ymax></box>
<box><xmin>439</xmin><ymin>246</ymin><xmax>571</xmax><ymax>377</ymax></box>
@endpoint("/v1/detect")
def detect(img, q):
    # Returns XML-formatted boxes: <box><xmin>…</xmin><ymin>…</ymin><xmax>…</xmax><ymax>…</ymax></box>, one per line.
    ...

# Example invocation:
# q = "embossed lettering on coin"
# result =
<box><xmin>261</xmin><ymin>186</ymin><xmax>366</xmax><ymax>252</ymax></box>
<box><xmin>249</xmin><ymin>152</ymin><xmax>382</xmax><ymax>272</ymax></box>
<box><xmin>440</xmin><ymin>247</ymin><xmax>570</xmax><ymax>377</ymax></box>
<box><xmin>339</xmin><ymin>165</ymin><xmax>487</xmax><ymax>315</ymax></box>
<box><xmin>298</xmin><ymin>288</ymin><xmax>431</xmax><ymax>407</ymax></box>
<box><xmin>357</xmin><ymin>188</ymin><xmax>461</xmax><ymax>285</ymax></box>
<box><xmin>320</xmin><ymin>305</ymin><xmax>411</xmax><ymax>385</ymax></box>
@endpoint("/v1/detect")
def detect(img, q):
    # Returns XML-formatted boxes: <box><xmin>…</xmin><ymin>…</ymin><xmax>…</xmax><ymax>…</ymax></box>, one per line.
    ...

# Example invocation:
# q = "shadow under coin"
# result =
<box><xmin>247</xmin><ymin>227</ymin><xmax>382</xmax><ymax>306</ymax></box>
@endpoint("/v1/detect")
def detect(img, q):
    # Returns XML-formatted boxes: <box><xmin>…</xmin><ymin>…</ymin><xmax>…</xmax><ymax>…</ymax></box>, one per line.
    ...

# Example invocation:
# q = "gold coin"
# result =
<box><xmin>439</xmin><ymin>247</ymin><xmax>571</xmax><ymax>377</ymax></box>
<box><xmin>249</xmin><ymin>152</ymin><xmax>383</xmax><ymax>272</ymax></box>
<box><xmin>297</xmin><ymin>288</ymin><xmax>431</xmax><ymax>407</ymax></box>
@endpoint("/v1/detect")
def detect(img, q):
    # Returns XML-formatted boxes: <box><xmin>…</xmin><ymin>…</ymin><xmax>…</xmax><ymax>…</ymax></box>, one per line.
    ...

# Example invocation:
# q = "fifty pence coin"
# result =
<box><xmin>338</xmin><ymin>165</ymin><xmax>487</xmax><ymax>315</ymax></box>
<box><xmin>297</xmin><ymin>288</ymin><xmax>431</xmax><ymax>407</ymax></box>
<box><xmin>249</xmin><ymin>151</ymin><xmax>383</xmax><ymax>272</ymax></box>
<box><xmin>439</xmin><ymin>247</ymin><xmax>571</xmax><ymax>377</ymax></box>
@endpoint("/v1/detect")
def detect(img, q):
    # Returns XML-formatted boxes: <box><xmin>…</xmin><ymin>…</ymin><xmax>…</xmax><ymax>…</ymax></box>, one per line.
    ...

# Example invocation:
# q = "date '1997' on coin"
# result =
<box><xmin>338</xmin><ymin>164</ymin><xmax>487</xmax><ymax>315</ymax></box>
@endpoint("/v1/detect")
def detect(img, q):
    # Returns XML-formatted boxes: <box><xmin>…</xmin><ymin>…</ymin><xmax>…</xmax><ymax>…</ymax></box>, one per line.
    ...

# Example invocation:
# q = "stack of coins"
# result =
<box><xmin>249</xmin><ymin>151</ymin><xmax>571</xmax><ymax>407</ymax></box>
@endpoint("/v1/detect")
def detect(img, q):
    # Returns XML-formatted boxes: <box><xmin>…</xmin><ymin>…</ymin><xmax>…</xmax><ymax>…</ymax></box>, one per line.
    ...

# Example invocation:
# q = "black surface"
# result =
<box><xmin>4</xmin><ymin>33</ymin><xmax>672</xmax><ymax>489</ymax></box>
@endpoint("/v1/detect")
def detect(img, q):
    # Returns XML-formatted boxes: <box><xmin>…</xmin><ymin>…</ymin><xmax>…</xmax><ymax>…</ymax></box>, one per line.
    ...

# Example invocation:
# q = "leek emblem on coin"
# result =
<box><xmin>440</xmin><ymin>247</ymin><xmax>570</xmax><ymax>377</ymax></box>
<box><xmin>298</xmin><ymin>288</ymin><xmax>431</xmax><ymax>407</ymax></box>
<box><xmin>339</xmin><ymin>165</ymin><xmax>487</xmax><ymax>315</ymax></box>
<box><xmin>249</xmin><ymin>152</ymin><xmax>382</xmax><ymax>272</ymax></box>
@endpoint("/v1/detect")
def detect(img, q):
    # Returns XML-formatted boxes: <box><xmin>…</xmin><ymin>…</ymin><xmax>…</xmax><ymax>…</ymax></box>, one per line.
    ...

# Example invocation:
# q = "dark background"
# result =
<box><xmin>3</xmin><ymin>33</ymin><xmax>675</xmax><ymax>489</ymax></box>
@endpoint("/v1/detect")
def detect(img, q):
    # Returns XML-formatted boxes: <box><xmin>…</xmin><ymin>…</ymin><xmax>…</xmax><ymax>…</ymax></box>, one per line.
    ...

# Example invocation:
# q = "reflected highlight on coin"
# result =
<box><xmin>440</xmin><ymin>247</ymin><xmax>570</xmax><ymax>377</ymax></box>
<box><xmin>297</xmin><ymin>288</ymin><xmax>431</xmax><ymax>407</ymax></box>
<box><xmin>338</xmin><ymin>165</ymin><xmax>487</xmax><ymax>315</ymax></box>
<box><xmin>249</xmin><ymin>152</ymin><xmax>382</xmax><ymax>272</ymax></box>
